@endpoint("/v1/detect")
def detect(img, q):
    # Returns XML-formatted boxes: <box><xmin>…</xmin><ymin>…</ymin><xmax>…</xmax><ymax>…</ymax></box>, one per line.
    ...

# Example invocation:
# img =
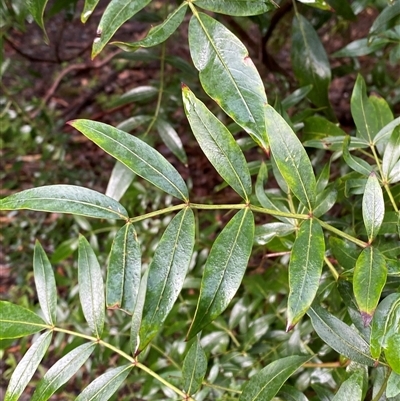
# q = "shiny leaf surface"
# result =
<box><xmin>139</xmin><ymin>208</ymin><xmax>195</xmax><ymax>350</ymax></box>
<box><xmin>189</xmin><ymin>12</ymin><xmax>269</xmax><ymax>151</ymax></box>
<box><xmin>0</xmin><ymin>185</ymin><xmax>128</xmax><ymax>220</ymax></box>
<box><xmin>287</xmin><ymin>219</ymin><xmax>325</xmax><ymax>330</ymax></box>
<box><xmin>239</xmin><ymin>355</ymin><xmax>311</xmax><ymax>401</ymax></box>
<box><xmin>33</xmin><ymin>240</ymin><xmax>57</xmax><ymax>325</ymax></box>
<box><xmin>69</xmin><ymin>119</ymin><xmax>189</xmax><ymax>201</ymax></box>
<box><xmin>106</xmin><ymin>223</ymin><xmax>141</xmax><ymax>314</ymax></box>
<box><xmin>182</xmin><ymin>85</ymin><xmax>252</xmax><ymax>200</ymax></box>
<box><xmin>265</xmin><ymin>105</ymin><xmax>316</xmax><ymax>210</ymax></box>
<box><xmin>187</xmin><ymin>208</ymin><xmax>254</xmax><ymax>340</ymax></box>
<box><xmin>78</xmin><ymin>235</ymin><xmax>105</xmax><ymax>338</ymax></box>
<box><xmin>194</xmin><ymin>0</ymin><xmax>275</xmax><ymax>15</ymax></box>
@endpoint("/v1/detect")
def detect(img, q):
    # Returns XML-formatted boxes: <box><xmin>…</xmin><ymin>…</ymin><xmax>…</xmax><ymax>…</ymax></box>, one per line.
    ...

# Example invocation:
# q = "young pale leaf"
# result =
<box><xmin>351</xmin><ymin>74</ymin><xmax>379</xmax><ymax>142</ymax></box>
<box><xmin>33</xmin><ymin>241</ymin><xmax>57</xmax><ymax>325</ymax></box>
<box><xmin>4</xmin><ymin>331</ymin><xmax>52</xmax><ymax>401</ymax></box>
<box><xmin>291</xmin><ymin>14</ymin><xmax>334</xmax><ymax>120</ymax></box>
<box><xmin>287</xmin><ymin>219</ymin><xmax>325</xmax><ymax>331</ymax></box>
<box><xmin>0</xmin><ymin>185</ymin><xmax>128</xmax><ymax>220</ymax></box>
<box><xmin>187</xmin><ymin>208</ymin><xmax>254</xmax><ymax>340</ymax></box>
<box><xmin>307</xmin><ymin>304</ymin><xmax>376</xmax><ymax>366</ymax></box>
<box><xmin>76</xmin><ymin>364</ymin><xmax>133</xmax><ymax>401</ymax></box>
<box><xmin>331</xmin><ymin>371</ymin><xmax>363</xmax><ymax>401</ymax></box>
<box><xmin>106</xmin><ymin>161</ymin><xmax>135</xmax><ymax>202</ymax></box>
<box><xmin>156</xmin><ymin>118</ymin><xmax>188</xmax><ymax>166</ymax></box>
<box><xmin>68</xmin><ymin>120</ymin><xmax>189</xmax><ymax>202</ymax></box>
<box><xmin>182</xmin><ymin>337</ymin><xmax>208</xmax><ymax>396</ymax></box>
<box><xmin>194</xmin><ymin>0</ymin><xmax>275</xmax><ymax>16</ymax></box>
<box><xmin>370</xmin><ymin>293</ymin><xmax>400</xmax><ymax>358</ymax></box>
<box><xmin>139</xmin><ymin>208</ymin><xmax>195</xmax><ymax>350</ymax></box>
<box><xmin>27</xmin><ymin>0</ymin><xmax>49</xmax><ymax>43</ymax></box>
<box><xmin>0</xmin><ymin>301</ymin><xmax>48</xmax><ymax>339</ymax></box>
<box><xmin>182</xmin><ymin>85</ymin><xmax>252</xmax><ymax>200</ymax></box>
<box><xmin>382</xmin><ymin>127</ymin><xmax>400</xmax><ymax>182</ymax></box>
<box><xmin>188</xmin><ymin>13</ymin><xmax>269</xmax><ymax>151</ymax></box>
<box><xmin>265</xmin><ymin>105</ymin><xmax>316</xmax><ymax>211</ymax></box>
<box><xmin>362</xmin><ymin>172</ymin><xmax>384</xmax><ymax>242</ymax></box>
<box><xmin>112</xmin><ymin>3</ymin><xmax>187</xmax><ymax>51</ymax></box>
<box><xmin>354</xmin><ymin>247</ymin><xmax>387</xmax><ymax>327</ymax></box>
<box><xmin>78</xmin><ymin>235</ymin><xmax>105</xmax><ymax>338</ymax></box>
<box><xmin>386</xmin><ymin>334</ymin><xmax>400</xmax><ymax>374</ymax></box>
<box><xmin>130</xmin><ymin>268</ymin><xmax>148</xmax><ymax>356</ymax></box>
<box><xmin>239</xmin><ymin>355</ymin><xmax>311</xmax><ymax>401</ymax></box>
<box><xmin>91</xmin><ymin>0</ymin><xmax>151</xmax><ymax>57</ymax></box>
<box><xmin>106</xmin><ymin>223</ymin><xmax>141</xmax><ymax>314</ymax></box>
<box><xmin>387</xmin><ymin>371</ymin><xmax>400</xmax><ymax>398</ymax></box>
<box><xmin>31</xmin><ymin>342</ymin><xmax>96</xmax><ymax>401</ymax></box>
<box><xmin>81</xmin><ymin>0</ymin><xmax>100</xmax><ymax>22</ymax></box>
<box><xmin>343</xmin><ymin>136</ymin><xmax>373</xmax><ymax>176</ymax></box>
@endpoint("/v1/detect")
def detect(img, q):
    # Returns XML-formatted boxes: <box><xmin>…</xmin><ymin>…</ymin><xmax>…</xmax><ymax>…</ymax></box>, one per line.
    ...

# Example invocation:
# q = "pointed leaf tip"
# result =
<box><xmin>286</xmin><ymin>322</ymin><xmax>295</xmax><ymax>332</ymax></box>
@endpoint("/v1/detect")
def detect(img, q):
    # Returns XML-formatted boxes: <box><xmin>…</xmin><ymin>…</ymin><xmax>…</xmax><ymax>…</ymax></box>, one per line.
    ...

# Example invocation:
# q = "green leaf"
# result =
<box><xmin>254</xmin><ymin>222</ymin><xmax>295</xmax><ymax>245</ymax></box>
<box><xmin>329</xmin><ymin>237</ymin><xmax>361</xmax><ymax>270</ymax></box>
<box><xmin>106</xmin><ymin>223</ymin><xmax>141</xmax><ymax>314</ymax></box>
<box><xmin>373</xmin><ymin>116</ymin><xmax>400</xmax><ymax>145</ymax></box>
<box><xmin>182</xmin><ymin>337</ymin><xmax>207</xmax><ymax>396</ymax></box>
<box><xmin>91</xmin><ymin>0</ymin><xmax>151</xmax><ymax>58</ymax></box>
<box><xmin>304</xmin><ymin>136</ymin><xmax>369</xmax><ymax>151</ymax></box>
<box><xmin>386</xmin><ymin>334</ymin><xmax>400</xmax><ymax>374</ymax></box>
<box><xmin>27</xmin><ymin>0</ymin><xmax>50</xmax><ymax>43</ymax></box>
<box><xmin>307</xmin><ymin>304</ymin><xmax>376</xmax><ymax>366</ymax></box>
<box><xmin>188</xmin><ymin>12</ymin><xmax>269</xmax><ymax>151</ymax></box>
<box><xmin>78</xmin><ymin>235</ymin><xmax>105</xmax><ymax>338</ymax></box>
<box><xmin>313</xmin><ymin>186</ymin><xmax>337</xmax><ymax>218</ymax></box>
<box><xmin>265</xmin><ymin>105</ymin><xmax>316</xmax><ymax>211</ymax></box>
<box><xmin>331</xmin><ymin>370</ymin><xmax>363</xmax><ymax>401</ymax></box>
<box><xmin>291</xmin><ymin>14</ymin><xmax>334</xmax><ymax>120</ymax></box>
<box><xmin>107</xmin><ymin>86</ymin><xmax>158</xmax><ymax>108</ymax></box>
<box><xmin>362</xmin><ymin>172</ymin><xmax>385</xmax><ymax>242</ymax></box>
<box><xmin>342</xmin><ymin>136</ymin><xmax>373</xmax><ymax>176</ymax></box>
<box><xmin>326</xmin><ymin>0</ymin><xmax>356</xmax><ymax>20</ymax></box>
<box><xmin>112</xmin><ymin>3</ymin><xmax>187</xmax><ymax>51</ymax></box>
<box><xmin>187</xmin><ymin>208</ymin><xmax>254</xmax><ymax>340</ymax></box>
<box><xmin>370</xmin><ymin>293</ymin><xmax>400</xmax><ymax>359</ymax></box>
<box><xmin>76</xmin><ymin>364</ymin><xmax>133</xmax><ymax>401</ymax></box>
<box><xmin>0</xmin><ymin>185</ymin><xmax>128</xmax><ymax>220</ymax></box>
<box><xmin>278</xmin><ymin>385</ymin><xmax>309</xmax><ymax>401</ymax></box>
<box><xmin>182</xmin><ymin>85</ymin><xmax>252</xmax><ymax>200</ymax></box>
<box><xmin>297</xmin><ymin>0</ymin><xmax>332</xmax><ymax>10</ymax></box>
<box><xmin>255</xmin><ymin>162</ymin><xmax>294</xmax><ymax>225</ymax></box>
<box><xmin>287</xmin><ymin>219</ymin><xmax>325</xmax><ymax>330</ymax></box>
<box><xmin>382</xmin><ymin>127</ymin><xmax>400</xmax><ymax>182</ymax></box>
<box><xmin>0</xmin><ymin>301</ymin><xmax>48</xmax><ymax>339</ymax></box>
<box><xmin>369</xmin><ymin>1</ymin><xmax>400</xmax><ymax>37</ymax></box>
<box><xmin>33</xmin><ymin>241</ymin><xmax>57</xmax><ymax>325</ymax></box>
<box><xmin>68</xmin><ymin>120</ymin><xmax>189</xmax><ymax>201</ymax></box>
<box><xmin>81</xmin><ymin>0</ymin><xmax>100</xmax><ymax>22</ymax></box>
<box><xmin>194</xmin><ymin>0</ymin><xmax>275</xmax><ymax>16</ymax></box>
<box><xmin>282</xmin><ymin>85</ymin><xmax>313</xmax><ymax>110</ymax></box>
<box><xmin>105</xmin><ymin>161</ymin><xmax>135</xmax><ymax>202</ymax></box>
<box><xmin>4</xmin><ymin>331</ymin><xmax>52</xmax><ymax>401</ymax></box>
<box><xmin>31</xmin><ymin>342</ymin><xmax>96</xmax><ymax>401</ymax></box>
<box><xmin>303</xmin><ymin>116</ymin><xmax>346</xmax><ymax>141</ymax></box>
<box><xmin>139</xmin><ymin>208</ymin><xmax>195</xmax><ymax>350</ymax></box>
<box><xmin>130</xmin><ymin>268</ymin><xmax>148</xmax><ymax>356</ymax></box>
<box><xmin>239</xmin><ymin>355</ymin><xmax>311</xmax><ymax>401</ymax></box>
<box><xmin>156</xmin><ymin>118</ymin><xmax>188</xmax><ymax>166</ymax></box>
<box><xmin>333</xmin><ymin>38</ymin><xmax>389</xmax><ymax>57</ymax></box>
<box><xmin>387</xmin><ymin>370</ymin><xmax>400</xmax><ymax>398</ymax></box>
<box><xmin>351</xmin><ymin>74</ymin><xmax>379</xmax><ymax>142</ymax></box>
